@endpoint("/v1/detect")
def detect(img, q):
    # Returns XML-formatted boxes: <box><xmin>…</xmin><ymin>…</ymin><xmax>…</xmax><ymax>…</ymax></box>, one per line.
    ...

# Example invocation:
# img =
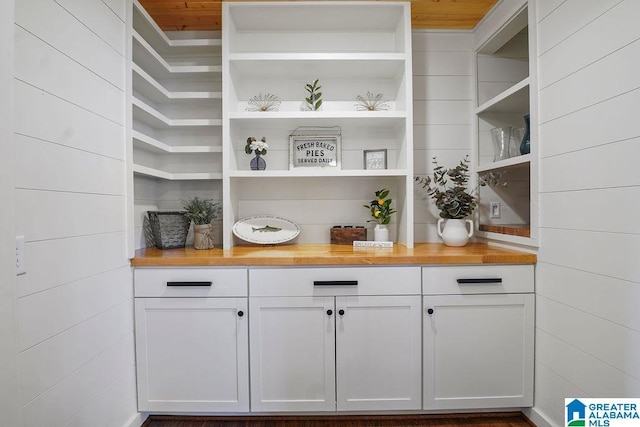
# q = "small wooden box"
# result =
<box><xmin>330</xmin><ymin>226</ymin><xmax>367</xmax><ymax>244</ymax></box>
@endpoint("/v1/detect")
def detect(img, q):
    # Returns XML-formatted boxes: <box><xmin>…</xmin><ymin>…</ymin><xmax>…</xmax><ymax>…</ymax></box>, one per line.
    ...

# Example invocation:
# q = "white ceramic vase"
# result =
<box><xmin>437</xmin><ymin>218</ymin><xmax>473</xmax><ymax>247</ymax></box>
<box><xmin>373</xmin><ymin>224</ymin><xmax>390</xmax><ymax>242</ymax></box>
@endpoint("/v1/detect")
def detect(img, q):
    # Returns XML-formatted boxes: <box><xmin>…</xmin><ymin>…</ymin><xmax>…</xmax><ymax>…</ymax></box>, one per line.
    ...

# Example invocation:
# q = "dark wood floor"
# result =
<box><xmin>142</xmin><ymin>413</ymin><xmax>535</xmax><ymax>427</ymax></box>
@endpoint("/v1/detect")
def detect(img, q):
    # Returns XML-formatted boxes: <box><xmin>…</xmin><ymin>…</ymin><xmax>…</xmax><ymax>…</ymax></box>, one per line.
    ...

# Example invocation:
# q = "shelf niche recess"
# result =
<box><xmin>473</xmin><ymin>0</ymin><xmax>538</xmax><ymax>246</ymax></box>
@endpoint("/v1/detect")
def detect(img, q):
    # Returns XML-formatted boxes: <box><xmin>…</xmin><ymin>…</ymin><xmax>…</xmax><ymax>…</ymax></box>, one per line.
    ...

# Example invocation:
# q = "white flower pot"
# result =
<box><xmin>437</xmin><ymin>218</ymin><xmax>473</xmax><ymax>247</ymax></box>
<box><xmin>373</xmin><ymin>224</ymin><xmax>390</xmax><ymax>242</ymax></box>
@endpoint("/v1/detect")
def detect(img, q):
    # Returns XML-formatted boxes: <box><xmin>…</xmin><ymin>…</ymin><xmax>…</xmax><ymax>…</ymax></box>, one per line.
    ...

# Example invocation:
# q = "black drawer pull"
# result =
<box><xmin>166</xmin><ymin>281</ymin><xmax>212</xmax><ymax>287</ymax></box>
<box><xmin>313</xmin><ymin>280</ymin><xmax>358</xmax><ymax>286</ymax></box>
<box><xmin>456</xmin><ymin>278</ymin><xmax>502</xmax><ymax>284</ymax></box>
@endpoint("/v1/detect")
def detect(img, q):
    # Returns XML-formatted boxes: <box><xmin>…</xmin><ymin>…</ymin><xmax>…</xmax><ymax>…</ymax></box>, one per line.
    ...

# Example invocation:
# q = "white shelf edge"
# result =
<box><xmin>133</xmin><ymin>0</ymin><xmax>221</xmax><ymax>49</ymax></box>
<box><xmin>476</xmin><ymin>77</ymin><xmax>530</xmax><ymax>114</ymax></box>
<box><xmin>133</xmin><ymin>97</ymin><xmax>222</xmax><ymax>127</ymax></box>
<box><xmin>228</xmin><ymin>169</ymin><xmax>409</xmax><ymax>178</ymax></box>
<box><xmin>133</xmin><ymin>164</ymin><xmax>222</xmax><ymax>181</ymax></box>
<box><xmin>228</xmin><ymin>52</ymin><xmax>407</xmax><ymax>61</ymax></box>
<box><xmin>133</xmin><ymin>31</ymin><xmax>222</xmax><ymax>75</ymax></box>
<box><xmin>228</xmin><ymin>111</ymin><xmax>407</xmax><ymax>120</ymax></box>
<box><xmin>475</xmin><ymin>230</ymin><xmax>538</xmax><ymax>248</ymax></box>
<box><xmin>132</xmin><ymin>130</ymin><xmax>221</xmax><ymax>154</ymax></box>
<box><xmin>476</xmin><ymin>154</ymin><xmax>531</xmax><ymax>173</ymax></box>
<box><xmin>133</xmin><ymin>64</ymin><xmax>222</xmax><ymax>100</ymax></box>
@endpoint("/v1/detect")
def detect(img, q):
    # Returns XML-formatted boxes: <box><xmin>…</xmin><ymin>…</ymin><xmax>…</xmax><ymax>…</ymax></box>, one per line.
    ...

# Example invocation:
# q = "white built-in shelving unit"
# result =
<box><xmin>222</xmin><ymin>1</ymin><xmax>414</xmax><ymax>248</ymax></box>
<box><xmin>473</xmin><ymin>0</ymin><xmax>538</xmax><ymax>246</ymax></box>
<box><xmin>128</xmin><ymin>0</ymin><xmax>223</xmax><ymax>249</ymax></box>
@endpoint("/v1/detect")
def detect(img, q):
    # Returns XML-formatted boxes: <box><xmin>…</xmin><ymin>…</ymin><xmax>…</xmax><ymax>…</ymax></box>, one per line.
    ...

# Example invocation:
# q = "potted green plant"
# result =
<box><xmin>303</xmin><ymin>78</ymin><xmax>322</xmax><ymax>111</ymax></box>
<box><xmin>363</xmin><ymin>188</ymin><xmax>397</xmax><ymax>242</ymax></box>
<box><xmin>415</xmin><ymin>156</ymin><xmax>477</xmax><ymax>246</ymax></box>
<box><xmin>182</xmin><ymin>197</ymin><xmax>221</xmax><ymax>249</ymax></box>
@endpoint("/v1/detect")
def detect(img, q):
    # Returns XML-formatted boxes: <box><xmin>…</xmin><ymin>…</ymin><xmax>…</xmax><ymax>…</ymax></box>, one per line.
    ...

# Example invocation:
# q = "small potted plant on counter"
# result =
<box><xmin>415</xmin><ymin>155</ymin><xmax>477</xmax><ymax>247</ymax></box>
<box><xmin>363</xmin><ymin>188</ymin><xmax>396</xmax><ymax>242</ymax></box>
<box><xmin>182</xmin><ymin>197</ymin><xmax>221</xmax><ymax>249</ymax></box>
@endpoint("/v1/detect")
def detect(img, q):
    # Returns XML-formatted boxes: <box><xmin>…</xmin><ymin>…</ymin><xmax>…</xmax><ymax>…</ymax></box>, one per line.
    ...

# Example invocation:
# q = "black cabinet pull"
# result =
<box><xmin>237</xmin><ymin>311</ymin><xmax>244</xmax><ymax>317</ymax></box>
<box><xmin>166</xmin><ymin>281</ymin><xmax>212</xmax><ymax>287</ymax></box>
<box><xmin>327</xmin><ymin>309</ymin><xmax>333</xmax><ymax>316</ymax></box>
<box><xmin>313</xmin><ymin>280</ymin><xmax>358</xmax><ymax>286</ymax></box>
<box><xmin>456</xmin><ymin>278</ymin><xmax>502</xmax><ymax>284</ymax></box>
<box><xmin>338</xmin><ymin>309</ymin><xmax>345</xmax><ymax>316</ymax></box>
<box><xmin>427</xmin><ymin>308</ymin><xmax>434</xmax><ymax>315</ymax></box>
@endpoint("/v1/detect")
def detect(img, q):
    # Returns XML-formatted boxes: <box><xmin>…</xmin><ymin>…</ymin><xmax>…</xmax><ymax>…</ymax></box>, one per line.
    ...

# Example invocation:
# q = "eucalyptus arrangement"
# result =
<box><xmin>363</xmin><ymin>188</ymin><xmax>396</xmax><ymax>225</ymax></box>
<box><xmin>304</xmin><ymin>79</ymin><xmax>322</xmax><ymax>111</ymax></box>
<box><xmin>414</xmin><ymin>156</ymin><xmax>477</xmax><ymax>219</ymax></box>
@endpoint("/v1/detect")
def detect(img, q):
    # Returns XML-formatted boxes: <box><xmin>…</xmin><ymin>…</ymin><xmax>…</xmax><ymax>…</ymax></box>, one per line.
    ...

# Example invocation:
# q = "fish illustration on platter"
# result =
<box><xmin>233</xmin><ymin>215</ymin><xmax>300</xmax><ymax>244</ymax></box>
<box><xmin>252</xmin><ymin>225</ymin><xmax>282</xmax><ymax>233</ymax></box>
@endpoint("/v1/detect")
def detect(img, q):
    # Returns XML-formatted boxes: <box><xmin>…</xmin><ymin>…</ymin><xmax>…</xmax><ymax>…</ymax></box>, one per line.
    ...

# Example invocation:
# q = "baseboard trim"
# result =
<box><xmin>523</xmin><ymin>407</ymin><xmax>555</xmax><ymax>427</ymax></box>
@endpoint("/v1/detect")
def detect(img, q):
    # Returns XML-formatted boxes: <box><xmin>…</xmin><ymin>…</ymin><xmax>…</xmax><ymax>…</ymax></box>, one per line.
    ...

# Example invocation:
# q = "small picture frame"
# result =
<box><xmin>364</xmin><ymin>149</ymin><xmax>387</xmax><ymax>170</ymax></box>
<box><xmin>290</xmin><ymin>134</ymin><xmax>341</xmax><ymax>169</ymax></box>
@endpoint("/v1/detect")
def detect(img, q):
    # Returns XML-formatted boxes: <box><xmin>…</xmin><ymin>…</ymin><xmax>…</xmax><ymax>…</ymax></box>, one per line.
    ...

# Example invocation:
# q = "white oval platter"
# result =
<box><xmin>232</xmin><ymin>215</ymin><xmax>300</xmax><ymax>245</ymax></box>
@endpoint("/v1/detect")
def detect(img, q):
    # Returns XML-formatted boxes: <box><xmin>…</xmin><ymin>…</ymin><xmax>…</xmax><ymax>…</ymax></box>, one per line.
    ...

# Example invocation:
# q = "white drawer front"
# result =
<box><xmin>250</xmin><ymin>267</ymin><xmax>421</xmax><ymax>297</ymax></box>
<box><xmin>134</xmin><ymin>268</ymin><xmax>248</xmax><ymax>297</ymax></box>
<box><xmin>422</xmin><ymin>265</ymin><xmax>534</xmax><ymax>295</ymax></box>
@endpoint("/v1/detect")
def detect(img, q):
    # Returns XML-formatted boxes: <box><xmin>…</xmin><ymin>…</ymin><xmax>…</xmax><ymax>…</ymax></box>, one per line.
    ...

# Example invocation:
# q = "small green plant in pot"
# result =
<box><xmin>182</xmin><ymin>197</ymin><xmax>221</xmax><ymax>249</ymax></box>
<box><xmin>363</xmin><ymin>188</ymin><xmax>396</xmax><ymax>242</ymax></box>
<box><xmin>415</xmin><ymin>156</ymin><xmax>477</xmax><ymax>246</ymax></box>
<box><xmin>304</xmin><ymin>78</ymin><xmax>322</xmax><ymax>111</ymax></box>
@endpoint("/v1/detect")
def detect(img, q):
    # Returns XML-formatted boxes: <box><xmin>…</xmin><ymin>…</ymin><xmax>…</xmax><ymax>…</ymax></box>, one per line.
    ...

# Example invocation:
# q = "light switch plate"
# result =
<box><xmin>16</xmin><ymin>236</ymin><xmax>26</xmax><ymax>276</ymax></box>
<box><xmin>490</xmin><ymin>202</ymin><xmax>501</xmax><ymax>218</ymax></box>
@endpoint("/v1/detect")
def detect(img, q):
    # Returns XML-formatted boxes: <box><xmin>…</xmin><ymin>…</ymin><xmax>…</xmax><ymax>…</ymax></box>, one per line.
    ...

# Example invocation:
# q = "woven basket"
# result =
<box><xmin>147</xmin><ymin>211</ymin><xmax>190</xmax><ymax>249</ymax></box>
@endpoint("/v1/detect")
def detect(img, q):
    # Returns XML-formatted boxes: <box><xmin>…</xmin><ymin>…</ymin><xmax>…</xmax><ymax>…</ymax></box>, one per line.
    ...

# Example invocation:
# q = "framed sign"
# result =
<box><xmin>364</xmin><ymin>149</ymin><xmax>387</xmax><ymax>170</ymax></box>
<box><xmin>290</xmin><ymin>134</ymin><xmax>341</xmax><ymax>169</ymax></box>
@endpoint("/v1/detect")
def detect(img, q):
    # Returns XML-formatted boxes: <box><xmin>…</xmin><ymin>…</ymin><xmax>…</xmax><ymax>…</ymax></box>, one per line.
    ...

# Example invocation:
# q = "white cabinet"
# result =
<box><xmin>222</xmin><ymin>2</ymin><xmax>414</xmax><ymax>248</ymax></box>
<box><xmin>422</xmin><ymin>265</ymin><xmax>534</xmax><ymax>410</ymax></box>
<box><xmin>473</xmin><ymin>0</ymin><xmax>538</xmax><ymax>246</ymax></box>
<box><xmin>134</xmin><ymin>268</ymin><xmax>249</xmax><ymax>412</ymax></box>
<box><xmin>249</xmin><ymin>267</ymin><xmax>422</xmax><ymax>412</ymax></box>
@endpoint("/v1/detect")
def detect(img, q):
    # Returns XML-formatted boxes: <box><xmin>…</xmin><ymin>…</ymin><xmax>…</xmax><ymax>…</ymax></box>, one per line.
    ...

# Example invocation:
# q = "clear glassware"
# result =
<box><xmin>490</xmin><ymin>127</ymin><xmax>511</xmax><ymax>162</ymax></box>
<box><xmin>510</xmin><ymin>127</ymin><xmax>525</xmax><ymax>158</ymax></box>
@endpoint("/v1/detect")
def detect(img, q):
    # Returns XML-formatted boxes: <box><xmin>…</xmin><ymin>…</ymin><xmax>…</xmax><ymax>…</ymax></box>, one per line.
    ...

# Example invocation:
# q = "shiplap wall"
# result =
<box><xmin>13</xmin><ymin>0</ymin><xmax>140</xmax><ymax>426</ymax></box>
<box><xmin>412</xmin><ymin>31</ymin><xmax>473</xmax><ymax>242</ymax></box>
<box><xmin>530</xmin><ymin>0</ymin><xmax>640</xmax><ymax>425</ymax></box>
<box><xmin>0</xmin><ymin>0</ymin><xmax>19</xmax><ymax>424</ymax></box>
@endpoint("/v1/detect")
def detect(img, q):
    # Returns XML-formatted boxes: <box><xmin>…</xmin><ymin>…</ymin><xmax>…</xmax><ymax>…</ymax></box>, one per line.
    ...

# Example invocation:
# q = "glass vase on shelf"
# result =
<box><xmin>520</xmin><ymin>114</ymin><xmax>531</xmax><ymax>155</ymax></box>
<box><xmin>490</xmin><ymin>127</ymin><xmax>511</xmax><ymax>162</ymax></box>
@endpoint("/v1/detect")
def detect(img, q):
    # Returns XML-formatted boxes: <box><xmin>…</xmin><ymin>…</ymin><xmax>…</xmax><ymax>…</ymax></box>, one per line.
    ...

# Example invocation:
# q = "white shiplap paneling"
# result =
<box><xmin>534</xmin><ymin>2</ymin><xmax>640</xmax><ymax>424</ymax></box>
<box><xmin>13</xmin><ymin>0</ymin><xmax>135</xmax><ymax>425</ymax></box>
<box><xmin>15</xmin><ymin>0</ymin><xmax>124</xmax><ymax>89</ymax></box>
<box><xmin>412</xmin><ymin>31</ymin><xmax>473</xmax><ymax>243</ymax></box>
<box><xmin>538</xmin><ymin>0</ymin><xmax>640</xmax><ymax>88</ymax></box>
<box><xmin>14</xmin><ymin>25</ymin><xmax>124</xmax><ymax>125</ymax></box>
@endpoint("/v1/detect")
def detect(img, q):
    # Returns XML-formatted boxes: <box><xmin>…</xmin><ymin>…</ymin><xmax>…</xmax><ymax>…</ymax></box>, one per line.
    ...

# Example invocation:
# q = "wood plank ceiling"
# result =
<box><xmin>140</xmin><ymin>0</ymin><xmax>498</xmax><ymax>31</ymax></box>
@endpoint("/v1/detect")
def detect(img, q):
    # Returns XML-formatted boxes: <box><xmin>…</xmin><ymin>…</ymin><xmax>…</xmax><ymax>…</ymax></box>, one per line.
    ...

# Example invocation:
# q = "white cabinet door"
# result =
<box><xmin>249</xmin><ymin>296</ymin><xmax>336</xmax><ymax>412</ymax></box>
<box><xmin>336</xmin><ymin>295</ymin><xmax>422</xmax><ymax>411</ymax></box>
<box><xmin>423</xmin><ymin>294</ymin><xmax>534</xmax><ymax>410</ymax></box>
<box><xmin>135</xmin><ymin>297</ymin><xmax>249</xmax><ymax>412</ymax></box>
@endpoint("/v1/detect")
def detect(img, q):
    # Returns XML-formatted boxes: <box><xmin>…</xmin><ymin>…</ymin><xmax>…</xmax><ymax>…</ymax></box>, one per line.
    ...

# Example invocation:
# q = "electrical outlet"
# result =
<box><xmin>490</xmin><ymin>202</ymin><xmax>501</xmax><ymax>219</ymax></box>
<box><xmin>15</xmin><ymin>236</ymin><xmax>26</xmax><ymax>276</ymax></box>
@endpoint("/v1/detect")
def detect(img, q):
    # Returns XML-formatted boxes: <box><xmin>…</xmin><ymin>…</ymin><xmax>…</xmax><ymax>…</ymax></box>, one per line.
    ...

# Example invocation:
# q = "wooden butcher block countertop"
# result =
<box><xmin>131</xmin><ymin>243</ymin><xmax>536</xmax><ymax>267</ymax></box>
